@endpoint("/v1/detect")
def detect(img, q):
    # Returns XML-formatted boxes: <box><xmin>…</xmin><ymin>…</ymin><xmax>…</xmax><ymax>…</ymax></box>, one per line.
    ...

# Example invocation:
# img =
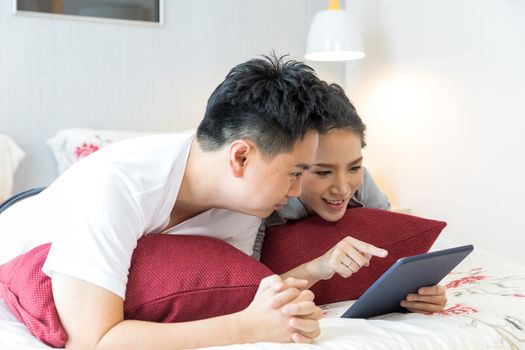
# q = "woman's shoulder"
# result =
<box><xmin>354</xmin><ymin>167</ymin><xmax>391</xmax><ymax>210</ymax></box>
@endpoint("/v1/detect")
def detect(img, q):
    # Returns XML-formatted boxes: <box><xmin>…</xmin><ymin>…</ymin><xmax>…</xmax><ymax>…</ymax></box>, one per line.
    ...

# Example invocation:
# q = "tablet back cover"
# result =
<box><xmin>341</xmin><ymin>245</ymin><xmax>473</xmax><ymax>319</ymax></box>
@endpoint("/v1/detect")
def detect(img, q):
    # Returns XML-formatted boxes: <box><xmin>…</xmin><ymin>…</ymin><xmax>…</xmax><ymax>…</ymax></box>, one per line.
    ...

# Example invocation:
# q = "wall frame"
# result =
<box><xmin>13</xmin><ymin>0</ymin><xmax>164</xmax><ymax>26</ymax></box>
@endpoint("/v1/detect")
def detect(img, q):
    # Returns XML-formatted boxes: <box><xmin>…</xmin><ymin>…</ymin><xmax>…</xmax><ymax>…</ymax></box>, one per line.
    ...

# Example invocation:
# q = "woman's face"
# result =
<box><xmin>299</xmin><ymin>128</ymin><xmax>364</xmax><ymax>222</ymax></box>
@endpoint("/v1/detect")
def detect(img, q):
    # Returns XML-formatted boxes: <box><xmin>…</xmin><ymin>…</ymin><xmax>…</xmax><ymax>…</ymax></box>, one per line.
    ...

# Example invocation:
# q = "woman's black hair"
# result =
<box><xmin>322</xmin><ymin>83</ymin><xmax>367</xmax><ymax>148</ymax></box>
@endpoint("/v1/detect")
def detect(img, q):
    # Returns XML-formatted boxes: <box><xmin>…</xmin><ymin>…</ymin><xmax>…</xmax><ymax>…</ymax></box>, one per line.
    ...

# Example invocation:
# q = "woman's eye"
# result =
<box><xmin>315</xmin><ymin>171</ymin><xmax>331</xmax><ymax>177</ymax></box>
<box><xmin>291</xmin><ymin>172</ymin><xmax>303</xmax><ymax>178</ymax></box>
<box><xmin>349</xmin><ymin>166</ymin><xmax>362</xmax><ymax>172</ymax></box>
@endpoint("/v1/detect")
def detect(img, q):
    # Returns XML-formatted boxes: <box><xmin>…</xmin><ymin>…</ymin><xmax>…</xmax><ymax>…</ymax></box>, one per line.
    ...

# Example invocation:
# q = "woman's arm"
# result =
<box><xmin>280</xmin><ymin>238</ymin><xmax>447</xmax><ymax>313</ymax></box>
<box><xmin>280</xmin><ymin>237</ymin><xmax>388</xmax><ymax>289</ymax></box>
<box><xmin>401</xmin><ymin>285</ymin><xmax>447</xmax><ymax>313</ymax></box>
<box><xmin>252</xmin><ymin>221</ymin><xmax>266</xmax><ymax>261</ymax></box>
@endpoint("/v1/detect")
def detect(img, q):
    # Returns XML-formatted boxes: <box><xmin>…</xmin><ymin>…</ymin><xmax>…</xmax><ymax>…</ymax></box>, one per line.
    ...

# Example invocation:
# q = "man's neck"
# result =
<box><xmin>168</xmin><ymin>139</ymin><xmax>226</xmax><ymax>227</ymax></box>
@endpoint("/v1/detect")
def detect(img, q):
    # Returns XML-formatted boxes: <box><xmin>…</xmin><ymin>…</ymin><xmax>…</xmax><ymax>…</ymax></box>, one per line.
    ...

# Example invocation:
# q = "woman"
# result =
<box><xmin>253</xmin><ymin>83</ymin><xmax>447</xmax><ymax>314</ymax></box>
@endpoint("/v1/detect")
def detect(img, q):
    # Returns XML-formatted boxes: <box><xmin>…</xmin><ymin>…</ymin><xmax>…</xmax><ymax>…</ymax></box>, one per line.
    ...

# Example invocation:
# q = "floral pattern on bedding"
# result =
<box><xmin>74</xmin><ymin>135</ymin><xmax>111</xmax><ymax>160</ymax></box>
<box><xmin>321</xmin><ymin>249</ymin><xmax>525</xmax><ymax>349</ymax></box>
<box><xmin>426</xmin><ymin>263</ymin><xmax>525</xmax><ymax>349</ymax></box>
<box><xmin>445</xmin><ymin>267</ymin><xmax>525</xmax><ymax>298</ymax></box>
<box><xmin>460</xmin><ymin>316</ymin><xmax>525</xmax><ymax>350</ymax></box>
<box><xmin>433</xmin><ymin>303</ymin><xmax>479</xmax><ymax>316</ymax></box>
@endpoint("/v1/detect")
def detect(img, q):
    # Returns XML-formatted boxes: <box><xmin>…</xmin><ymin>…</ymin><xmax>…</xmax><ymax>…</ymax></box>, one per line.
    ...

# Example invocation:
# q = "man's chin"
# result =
<box><xmin>247</xmin><ymin>208</ymin><xmax>274</xmax><ymax>219</ymax></box>
<box><xmin>262</xmin><ymin>209</ymin><xmax>275</xmax><ymax>218</ymax></box>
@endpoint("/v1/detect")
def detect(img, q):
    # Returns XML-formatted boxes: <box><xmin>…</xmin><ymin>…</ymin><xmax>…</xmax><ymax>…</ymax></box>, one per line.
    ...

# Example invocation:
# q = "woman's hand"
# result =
<box><xmin>307</xmin><ymin>237</ymin><xmax>388</xmax><ymax>281</ymax></box>
<box><xmin>401</xmin><ymin>284</ymin><xmax>447</xmax><ymax>313</ymax></box>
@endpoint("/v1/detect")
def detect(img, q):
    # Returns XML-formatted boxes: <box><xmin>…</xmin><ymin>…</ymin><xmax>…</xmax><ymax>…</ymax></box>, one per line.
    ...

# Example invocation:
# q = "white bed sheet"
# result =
<box><xmin>1</xmin><ymin>241</ymin><xmax>524</xmax><ymax>350</ymax></box>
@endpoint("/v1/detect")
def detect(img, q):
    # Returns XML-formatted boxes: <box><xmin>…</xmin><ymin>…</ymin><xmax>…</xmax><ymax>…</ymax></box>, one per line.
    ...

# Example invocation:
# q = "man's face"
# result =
<box><xmin>299</xmin><ymin>128</ymin><xmax>364</xmax><ymax>222</ymax></box>
<box><xmin>239</xmin><ymin>131</ymin><xmax>319</xmax><ymax>218</ymax></box>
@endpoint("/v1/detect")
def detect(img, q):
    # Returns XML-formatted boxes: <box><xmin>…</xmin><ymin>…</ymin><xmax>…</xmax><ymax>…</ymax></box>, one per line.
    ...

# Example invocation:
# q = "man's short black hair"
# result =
<box><xmin>322</xmin><ymin>83</ymin><xmax>367</xmax><ymax>148</ymax></box>
<box><xmin>197</xmin><ymin>54</ymin><xmax>327</xmax><ymax>157</ymax></box>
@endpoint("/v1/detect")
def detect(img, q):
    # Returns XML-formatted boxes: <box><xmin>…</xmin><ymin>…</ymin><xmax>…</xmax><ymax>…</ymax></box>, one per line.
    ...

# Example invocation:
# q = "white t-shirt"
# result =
<box><xmin>0</xmin><ymin>132</ymin><xmax>261</xmax><ymax>298</ymax></box>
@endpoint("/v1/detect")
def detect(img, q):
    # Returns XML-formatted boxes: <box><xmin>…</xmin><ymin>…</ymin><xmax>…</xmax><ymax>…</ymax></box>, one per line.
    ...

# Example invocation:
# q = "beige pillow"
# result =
<box><xmin>0</xmin><ymin>135</ymin><xmax>25</xmax><ymax>201</ymax></box>
<box><xmin>46</xmin><ymin>128</ymin><xmax>153</xmax><ymax>174</ymax></box>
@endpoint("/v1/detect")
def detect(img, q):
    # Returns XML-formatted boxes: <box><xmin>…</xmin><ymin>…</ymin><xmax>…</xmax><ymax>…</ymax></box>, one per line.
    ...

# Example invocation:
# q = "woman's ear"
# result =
<box><xmin>228</xmin><ymin>140</ymin><xmax>251</xmax><ymax>177</ymax></box>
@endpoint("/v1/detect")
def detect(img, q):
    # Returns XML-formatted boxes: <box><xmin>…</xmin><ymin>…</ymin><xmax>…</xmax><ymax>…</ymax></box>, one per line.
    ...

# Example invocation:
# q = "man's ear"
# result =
<box><xmin>228</xmin><ymin>140</ymin><xmax>252</xmax><ymax>177</ymax></box>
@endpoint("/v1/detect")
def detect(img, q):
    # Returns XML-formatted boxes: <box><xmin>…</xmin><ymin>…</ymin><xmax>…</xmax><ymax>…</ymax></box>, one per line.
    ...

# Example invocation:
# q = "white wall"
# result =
<box><xmin>346</xmin><ymin>0</ymin><xmax>525</xmax><ymax>263</ymax></box>
<box><xmin>0</xmin><ymin>0</ymin><xmax>345</xmax><ymax>192</ymax></box>
<box><xmin>10</xmin><ymin>0</ymin><xmax>518</xmax><ymax>264</ymax></box>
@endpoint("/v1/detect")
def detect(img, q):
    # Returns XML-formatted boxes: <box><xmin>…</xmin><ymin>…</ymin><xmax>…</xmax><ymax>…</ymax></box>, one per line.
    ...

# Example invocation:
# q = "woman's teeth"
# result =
<box><xmin>324</xmin><ymin>199</ymin><xmax>344</xmax><ymax>205</ymax></box>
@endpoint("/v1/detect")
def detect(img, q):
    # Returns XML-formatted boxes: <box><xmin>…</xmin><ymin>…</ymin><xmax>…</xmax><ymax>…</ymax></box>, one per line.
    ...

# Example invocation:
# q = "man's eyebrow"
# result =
<box><xmin>294</xmin><ymin>163</ymin><xmax>311</xmax><ymax>170</ymax></box>
<box><xmin>312</xmin><ymin>163</ymin><xmax>335</xmax><ymax>169</ymax></box>
<box><xmin>313</xmin><ymin>156</ymin><xmax>363</xmax><ymax>168</ymax></box>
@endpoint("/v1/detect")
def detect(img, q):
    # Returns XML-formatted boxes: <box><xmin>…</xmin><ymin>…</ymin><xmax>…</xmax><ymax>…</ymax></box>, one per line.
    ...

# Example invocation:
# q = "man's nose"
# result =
<box><xmin>288</xmin><ymin>177</ymin><xmax>302</xmax><ymax>197</ymax></box>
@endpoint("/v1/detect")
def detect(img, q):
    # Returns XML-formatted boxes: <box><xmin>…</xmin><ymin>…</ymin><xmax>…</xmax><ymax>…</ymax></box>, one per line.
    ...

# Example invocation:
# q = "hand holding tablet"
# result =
<box><xmin>341</xmin><ymin>245</ymin><xmax>474</xmax><ymax>319</ymax></box>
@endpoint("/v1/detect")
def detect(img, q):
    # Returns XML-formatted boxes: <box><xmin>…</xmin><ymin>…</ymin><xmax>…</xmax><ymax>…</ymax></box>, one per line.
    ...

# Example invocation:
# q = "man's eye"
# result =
<box><xmin>314</xmin><ymin>171</ymin><xmax>331</xmax><ymax>177</ymax></box>
<box><xmin>349</xmin><ymin>166</ymin><xmax>362</xmax><ymax>172</ymax></box>
<box><xmin>291</xmin><ymin>172</ymin><xmax>303</xmax><ymax>178</ymax></box>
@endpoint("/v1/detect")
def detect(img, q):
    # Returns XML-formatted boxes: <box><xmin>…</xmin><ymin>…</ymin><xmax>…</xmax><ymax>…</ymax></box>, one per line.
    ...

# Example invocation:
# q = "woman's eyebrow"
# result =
<box><xmin>348</xmin><ymin>156</ymin><xmax>363</xmax><ymax>165</ymax></box>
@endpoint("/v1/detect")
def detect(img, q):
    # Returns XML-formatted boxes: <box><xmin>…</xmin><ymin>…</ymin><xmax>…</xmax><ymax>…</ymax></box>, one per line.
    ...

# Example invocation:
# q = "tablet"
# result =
<box><xmin>340</xmin><ymin>244</ymin><xmax>474</xmax><ymax>319</ymax></box>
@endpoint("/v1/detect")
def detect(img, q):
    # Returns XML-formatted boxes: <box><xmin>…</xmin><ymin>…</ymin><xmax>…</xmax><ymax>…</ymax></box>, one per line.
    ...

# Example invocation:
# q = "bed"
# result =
<box><xmin>2</xmin><ymin>129</ymin><xmax>524</xmax><ymax>349</ymax></box>
<box><xmin>1</xmin><ymin>236</ymin><xmax>524</xmax><ymax>350</ymax></box>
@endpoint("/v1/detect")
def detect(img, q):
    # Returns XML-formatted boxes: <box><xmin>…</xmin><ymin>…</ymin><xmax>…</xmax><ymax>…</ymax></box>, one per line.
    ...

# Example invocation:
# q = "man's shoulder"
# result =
<box><xmin>81</xmin><ymin>131</ymin><xmax>194</xmax><ymax>172</ymax></box>
<box><xmin>103</xmin><ymin>130</ymin><xmax>194</xmax><ymax>152</ymax></box>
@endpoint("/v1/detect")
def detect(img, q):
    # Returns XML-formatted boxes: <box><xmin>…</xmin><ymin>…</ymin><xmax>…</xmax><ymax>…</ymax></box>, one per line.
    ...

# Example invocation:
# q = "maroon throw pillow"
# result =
<box><xmin>124</xmin><ymin>235</ymin><xmax>273</xmax><ymax>322</ymax></box>
<box><xmin>0</xmin><ymin>244</ymin><xmax>66</xmax><ymax>348</ymax></box>
<box><xmin>261</xmin><ymin>207</ymin><xmax>446</xmax><ymax>305</ymax></box>
<box><xmin>0</xmin><ymin>235</ymin><xmax>273</xmax><ymax>348</ymax></box>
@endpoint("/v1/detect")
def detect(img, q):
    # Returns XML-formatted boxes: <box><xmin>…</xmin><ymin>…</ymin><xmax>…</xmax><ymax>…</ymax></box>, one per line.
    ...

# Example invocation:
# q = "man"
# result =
<box><xmin>0</xmin><ymin>55</ymin><xmax>329</xmax><ymax>349</ymax></box>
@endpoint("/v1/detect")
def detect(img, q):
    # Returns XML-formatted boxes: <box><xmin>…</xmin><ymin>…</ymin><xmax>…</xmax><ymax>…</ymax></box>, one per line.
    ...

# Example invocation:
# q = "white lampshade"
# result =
<box><xmin>305</xmin><ymin>6</ymin><xmax>365</xmax><ymax>61</ymax></box>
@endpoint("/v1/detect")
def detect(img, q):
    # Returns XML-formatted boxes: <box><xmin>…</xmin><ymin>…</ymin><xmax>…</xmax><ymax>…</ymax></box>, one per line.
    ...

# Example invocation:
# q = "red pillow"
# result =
<box><xmin>261</xmin><ymin>208</ymin><xmax>446</xmax><ymax>305</ymax></box>
<box><xmin>0</xmin><ymin>244</ymin><xmax>66</xmax><ymax>347</ymax></box>
<box><xmin>0</xmin><ymin>235</ymin><xmax>273</xmax><ymax>348</ymax></box>
<box><xmin>124</xmin><ymin>235</ymin><xmax>272</xmax><ymax>322</ymax></box>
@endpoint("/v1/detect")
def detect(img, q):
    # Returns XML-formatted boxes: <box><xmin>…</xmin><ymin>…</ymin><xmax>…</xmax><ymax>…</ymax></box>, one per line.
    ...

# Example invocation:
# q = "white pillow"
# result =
<box><xmin>0</xmin><ymin>135</ymin><xmax>25</xmax><ymax>201</ymax></box>
<box><xmin>46</xmin><ymin>128</ymin><xmax>153</xmax><ymax>174</ymax></box>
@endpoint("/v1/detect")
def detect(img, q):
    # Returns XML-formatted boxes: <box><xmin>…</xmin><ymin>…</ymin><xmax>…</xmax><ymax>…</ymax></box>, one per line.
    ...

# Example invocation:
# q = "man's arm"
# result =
<box><xmin>52</xmin><ymin>273</ymin><xmax>322</xmax><ymax>350</ymax></box>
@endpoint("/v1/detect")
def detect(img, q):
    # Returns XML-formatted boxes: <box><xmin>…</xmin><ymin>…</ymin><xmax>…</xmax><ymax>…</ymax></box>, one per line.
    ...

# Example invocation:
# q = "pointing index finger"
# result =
<box><xmin>349</xmin><ymin>238</ymin><xmax>388</xmax><ymax>258</ymax></box>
